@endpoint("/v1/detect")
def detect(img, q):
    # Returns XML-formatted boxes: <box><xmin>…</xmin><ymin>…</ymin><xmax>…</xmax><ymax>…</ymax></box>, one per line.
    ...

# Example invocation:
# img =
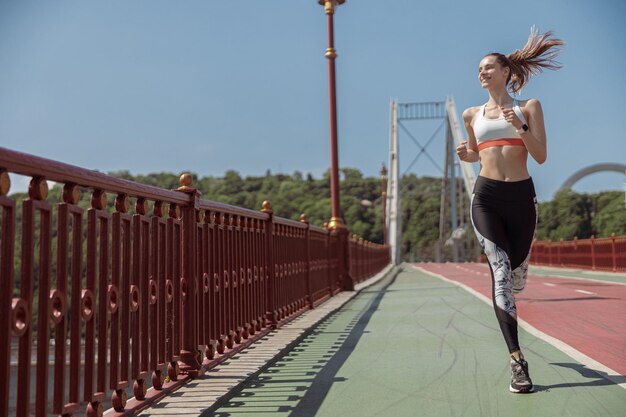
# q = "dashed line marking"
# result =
<box><xmin>543</xmin><ymin>282</ymin><xmax>556</xmax><ymax>287</ymax></box>
<box><xmin>575</xmin><ymin>289</ymin><xmax>595</xmax><ymax>295</ymax></box>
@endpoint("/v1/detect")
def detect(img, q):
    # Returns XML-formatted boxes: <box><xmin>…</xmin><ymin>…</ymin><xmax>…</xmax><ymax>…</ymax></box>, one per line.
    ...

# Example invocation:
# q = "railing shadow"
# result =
<box><xmin>202</xmin><ymin>268</ymin><xmax>400</xmax><ymax>417</ymax></box>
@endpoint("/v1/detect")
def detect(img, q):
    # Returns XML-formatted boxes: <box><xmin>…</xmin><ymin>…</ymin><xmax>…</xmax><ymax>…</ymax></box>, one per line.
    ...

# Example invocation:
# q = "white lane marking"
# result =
<box><xmin>543</xmin><ymin>283</ymin><xmax>556</xmax><ymax>287</ymax></box>
<box><xmin>528</xmin><ymin>270</ymin><xmax>626</xmax><ymax>286</ymax></box>
<box><xmin>532</xmin><ymin>264</ymin><xmax>626</xmax><ymax>278</ymax></box>
<box><xmin>412</xmin><ymin>265</ymin><xmax>626</xmax><ymax>391</ymax></box>
<box><xmin>541</xmin><ymin>273</ymin><xmax>626</xmax><ymax>286</ymax></box>
<box><xmin>463</xmin><ymin>263</ymin><xmax>626</xmax><ymax>286</ymax></box>
<box><xmin>575</xmin><ymin>289</ymin><xmax>595</xmax><ymax>295</ymax></box>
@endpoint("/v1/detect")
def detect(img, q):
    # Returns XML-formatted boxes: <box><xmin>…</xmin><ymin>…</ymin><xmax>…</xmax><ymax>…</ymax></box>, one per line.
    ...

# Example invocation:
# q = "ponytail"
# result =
<box><xmin>488</xmin><ymin>27</ymin><xmax>564</xmax><ymax>93</ymax></box>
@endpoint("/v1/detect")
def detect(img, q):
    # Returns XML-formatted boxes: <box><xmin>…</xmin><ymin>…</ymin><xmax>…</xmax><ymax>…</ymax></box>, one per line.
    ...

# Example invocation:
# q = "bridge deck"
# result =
<box><xmin>140</xmin><ymin>264</ymin><xmax>626</xmax><ymax>417</ymax></box>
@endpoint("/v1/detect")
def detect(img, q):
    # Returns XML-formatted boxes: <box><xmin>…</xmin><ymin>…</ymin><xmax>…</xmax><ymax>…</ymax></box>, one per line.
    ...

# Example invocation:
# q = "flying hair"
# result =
<box><xmin>488</xmin><ymin>26</ymin><xmax>565</xmax><ymax>94</ymax></box>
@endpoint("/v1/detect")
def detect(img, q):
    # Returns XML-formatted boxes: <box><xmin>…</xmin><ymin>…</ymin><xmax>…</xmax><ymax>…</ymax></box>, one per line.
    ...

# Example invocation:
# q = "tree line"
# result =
<box><xmin>8</xmin><ymin>168</ymin><xmax>625</xmax><ymax>264</ymax></box>
<box><xmin>110</xmin><ymin>168</ymin><xmax>626</xmax><ymax>254</ymax></box>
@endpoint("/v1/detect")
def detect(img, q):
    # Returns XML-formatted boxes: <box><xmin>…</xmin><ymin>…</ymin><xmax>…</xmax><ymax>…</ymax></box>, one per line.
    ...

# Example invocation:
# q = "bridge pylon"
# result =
<box><xmin>386</xmin><ymin>97</ymin><xmax>479</xmax><ymax>263</ymax></box>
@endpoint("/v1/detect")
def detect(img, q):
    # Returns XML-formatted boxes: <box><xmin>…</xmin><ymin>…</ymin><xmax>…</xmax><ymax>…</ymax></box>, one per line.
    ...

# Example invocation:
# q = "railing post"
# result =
<box><xmin>331</xmin><ymin>226</ymin><xmax>353</xmax><ymax>291</ymax></box>
<box><xmin>611</xmin><ymin>233</ymin><xmax>617</xmax><ymax>272</ymax></box>
<box><xmin>324</xmin><ymin>222</ymin><xmax>333</xmax><ymax>295</ymax></box>
<box><xmin>261</xmin><ymin>201</ymin><xmax>277</xmax><ymax>328</ymax></box>
<box><xmin>590</xmin><ymin>235</ymin><xmax>596</xmax><ymax>270</ymax></box>
<box><xmin>358</xmin><ymin>236</ymin><xmax>365</xmax><ymax>282</ymax></box>
<box><xmin>350</xmin><ymin>234</ymin><xmax>356</xmax><ymax>282</ymax></box>
<box><xmin>176</xmin><ymin>174</ymin><xmax>202</xmax><ymax>377</ymax></box>
<box><xmin>300</xmin><ymin>214</ymin><xmax>314</xmax><ymax>309</ymax></box>
<box><xmin>0</xmin><ymin>169</ymin><xmax>14</xmax><ymax>417</ymax></box>
<box><xmin>352</xmin><ymin>235</ymin><xmax>359</xmax><ymax>283</ymax></box>
<box><xmin>547</xmin><ymin>240</ymin><xmax>551</xmax><ymax>266</ymax></box>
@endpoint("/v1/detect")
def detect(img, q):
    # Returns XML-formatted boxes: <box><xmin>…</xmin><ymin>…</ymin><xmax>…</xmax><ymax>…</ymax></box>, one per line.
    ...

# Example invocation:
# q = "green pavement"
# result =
<box><xmin>204</xmin><ymin>266</ymin><xmax>626</xmax><ymax>417</ymax></box>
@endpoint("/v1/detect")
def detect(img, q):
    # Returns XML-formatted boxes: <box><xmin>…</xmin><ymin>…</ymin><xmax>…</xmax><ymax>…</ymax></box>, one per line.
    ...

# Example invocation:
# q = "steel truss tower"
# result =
<box><xmin>387</xmin><ymin>97</ymin><xmax>477</xmax><ymax>264</ymax></box>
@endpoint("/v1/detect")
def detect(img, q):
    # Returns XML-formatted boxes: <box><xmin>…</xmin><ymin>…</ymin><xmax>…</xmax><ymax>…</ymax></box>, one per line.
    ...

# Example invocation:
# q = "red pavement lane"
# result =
<box><xmin>415</xmin><ymin>262</ymin><xmax>626</xmax><ymax>377</ymax></box>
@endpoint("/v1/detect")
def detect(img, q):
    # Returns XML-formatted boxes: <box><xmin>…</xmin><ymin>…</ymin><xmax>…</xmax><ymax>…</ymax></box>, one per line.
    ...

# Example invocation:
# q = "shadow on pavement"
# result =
<box><xmin>534</xmin><ymin>362</ymin><xmax>626</xmax><ymax>392</ymax></box>
<box><xmin>201</xmin><ymin>268</ymin><xmax>400</xmax><ymax>417</ymax></box>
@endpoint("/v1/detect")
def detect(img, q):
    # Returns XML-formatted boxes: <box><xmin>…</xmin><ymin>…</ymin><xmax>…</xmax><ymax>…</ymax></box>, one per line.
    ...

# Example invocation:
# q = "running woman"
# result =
<box><xmin>456</xmin><ymin>28</ymin><xmax>564</xmax><ymax>393</ymax></box>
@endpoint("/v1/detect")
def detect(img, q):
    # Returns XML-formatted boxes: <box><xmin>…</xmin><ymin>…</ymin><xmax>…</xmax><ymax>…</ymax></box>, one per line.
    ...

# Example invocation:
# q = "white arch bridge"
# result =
<box><xmin>558</xmin><ymin>163</ymin><xmax>626</xmax><ymax>192</ymax></box>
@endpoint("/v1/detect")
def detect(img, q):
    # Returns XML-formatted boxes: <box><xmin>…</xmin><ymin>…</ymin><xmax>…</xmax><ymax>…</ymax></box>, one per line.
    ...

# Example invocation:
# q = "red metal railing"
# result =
<box><xmin>0</xmin><ymin>147</ymin><xmax>390</xmax><ymax>417</ymax></box>
<box><xmin>349</xmin><ymin>234</ymin><xmax>390</xmax><ymax>285</ymax></box>
<box><xmin>531</xmin><ymin>235</ymin><xmax>626</xmax><ymax>272</ymax></box>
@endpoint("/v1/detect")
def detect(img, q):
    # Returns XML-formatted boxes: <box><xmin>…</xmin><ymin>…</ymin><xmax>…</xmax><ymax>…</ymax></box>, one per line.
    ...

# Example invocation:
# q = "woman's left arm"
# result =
<box><xmin>520</xmin><ymin>99</ymin><xmax>547</xmax><ymax>164</ymax></box>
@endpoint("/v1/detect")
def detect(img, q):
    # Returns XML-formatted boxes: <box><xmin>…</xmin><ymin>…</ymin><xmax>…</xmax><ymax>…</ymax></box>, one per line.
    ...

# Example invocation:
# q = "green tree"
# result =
<box><xmin>591</xmin><ymin>191</ymin><xmax>626</xmax><ymax>237</ymax></box>
<box><xmin>537</xmin><ymin>189</ymin><xmax>593</xmax><ymax>240</ymax></box>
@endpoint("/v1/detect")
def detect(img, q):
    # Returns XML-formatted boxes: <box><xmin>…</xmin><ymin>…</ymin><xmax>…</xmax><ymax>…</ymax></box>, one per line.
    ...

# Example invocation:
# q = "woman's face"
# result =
<box><xmin>478</xmin><ymin>55</ymin><xmax>509</xmax><ymax>89</ymax></box>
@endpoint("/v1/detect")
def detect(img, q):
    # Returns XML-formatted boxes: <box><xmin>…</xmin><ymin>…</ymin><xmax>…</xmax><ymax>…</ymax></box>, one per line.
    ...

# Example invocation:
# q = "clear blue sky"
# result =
<box><xmin>1</xmin><ymin>0</ymin><xmax>625</xmax><ymax>202</ymax></box>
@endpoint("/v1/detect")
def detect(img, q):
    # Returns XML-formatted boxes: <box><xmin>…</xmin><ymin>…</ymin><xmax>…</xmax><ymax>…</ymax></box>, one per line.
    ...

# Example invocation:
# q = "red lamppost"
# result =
<box><xmin>318</xmin><ymin>0</ymin><xmax>345</xmax><ymax>231</ymax></box>
<box><xmin>318</xmin><ymin>0</ymin><xmax>353</xmax><ymax>290</ymax></box>
<box><xmin>380</xmin><ymin>163</ymin><xmax>388</xmax><ymax>245</ymax></box>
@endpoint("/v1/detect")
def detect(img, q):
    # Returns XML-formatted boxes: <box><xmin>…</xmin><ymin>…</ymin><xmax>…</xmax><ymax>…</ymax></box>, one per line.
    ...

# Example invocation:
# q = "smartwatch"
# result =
<box><xmin>516</xmin><ymin>124</ymin><xmax>529</xmax><ymax>135</ymax></box>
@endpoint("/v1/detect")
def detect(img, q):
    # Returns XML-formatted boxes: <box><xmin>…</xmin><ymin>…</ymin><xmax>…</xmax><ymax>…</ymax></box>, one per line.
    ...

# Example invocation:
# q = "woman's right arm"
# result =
<box><xmin>457</xmin><ymin>107</ymin><xmax>480</xmax><ymax>163</ymax></box>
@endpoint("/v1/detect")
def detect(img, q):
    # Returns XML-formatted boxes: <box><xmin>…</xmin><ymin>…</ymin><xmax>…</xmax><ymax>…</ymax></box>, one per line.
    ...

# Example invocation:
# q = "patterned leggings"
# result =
<box><xmin>470</xmin><ymin>176</ymin><xmax>538</xmax><ymax>353</ymax></box>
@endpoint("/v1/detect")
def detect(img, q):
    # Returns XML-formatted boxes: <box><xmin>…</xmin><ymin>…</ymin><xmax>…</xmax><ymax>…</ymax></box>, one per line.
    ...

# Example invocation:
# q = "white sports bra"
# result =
<box><xmin>473</xmin><ymin>99</ymin><xmax>528</xmax><ymax>151</ymax></box>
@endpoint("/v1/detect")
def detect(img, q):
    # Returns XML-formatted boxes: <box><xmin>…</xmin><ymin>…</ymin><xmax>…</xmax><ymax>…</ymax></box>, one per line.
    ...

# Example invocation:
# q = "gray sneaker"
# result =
<box><xmin>510</xmin><ymin>358</ymin><xmax>534</xmax><ymax>393</ymax></box>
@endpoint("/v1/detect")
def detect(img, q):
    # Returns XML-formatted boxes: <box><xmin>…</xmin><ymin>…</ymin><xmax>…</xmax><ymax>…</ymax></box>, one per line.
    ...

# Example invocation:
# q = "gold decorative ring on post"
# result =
<box><xmin>29</xmin><ymin>176</ymin><xmax>49</xmax><ymax>201</ymax></box>
<box><xmin>115</xmin><ymin>193</ymin><xmax>130</xmax><ymax>213</ymax></box>
<box><xmin>63</xmin><ymin>183</ymin><xmax>81</xmax><ymax>205</ymax></box>
<box><xmin>0</xmin><ymin>169</ymin><xmax>10</xmax><ymax>196</ymax></box>
<box><xmin>327</xmin><ymin>216</ymin><xmax>346</xmax><ymax>230</ymax></box>
<box><xmin>91</xmin><ymin>190</ymin><xmax>107</xmax><ymax>210</ymax></box>
<box><xmin>318</xmin><ymin>0</ymin><xmax>345</xmax><ymax>14</ymax></box>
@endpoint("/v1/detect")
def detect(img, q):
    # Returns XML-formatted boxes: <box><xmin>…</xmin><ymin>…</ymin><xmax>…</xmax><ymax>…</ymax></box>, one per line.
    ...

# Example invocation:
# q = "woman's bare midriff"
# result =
<box><xmin>478</xmin><ymin>145</ymin><xmax>530</xmax><ymax>181</ymax></box>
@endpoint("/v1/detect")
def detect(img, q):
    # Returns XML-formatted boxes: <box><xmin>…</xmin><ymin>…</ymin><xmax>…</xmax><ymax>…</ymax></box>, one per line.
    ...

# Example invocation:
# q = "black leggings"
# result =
<box><xmin>470</xmin><ymin>176</ymin><xmax>537</xmax><ymax>353</ymax></box>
